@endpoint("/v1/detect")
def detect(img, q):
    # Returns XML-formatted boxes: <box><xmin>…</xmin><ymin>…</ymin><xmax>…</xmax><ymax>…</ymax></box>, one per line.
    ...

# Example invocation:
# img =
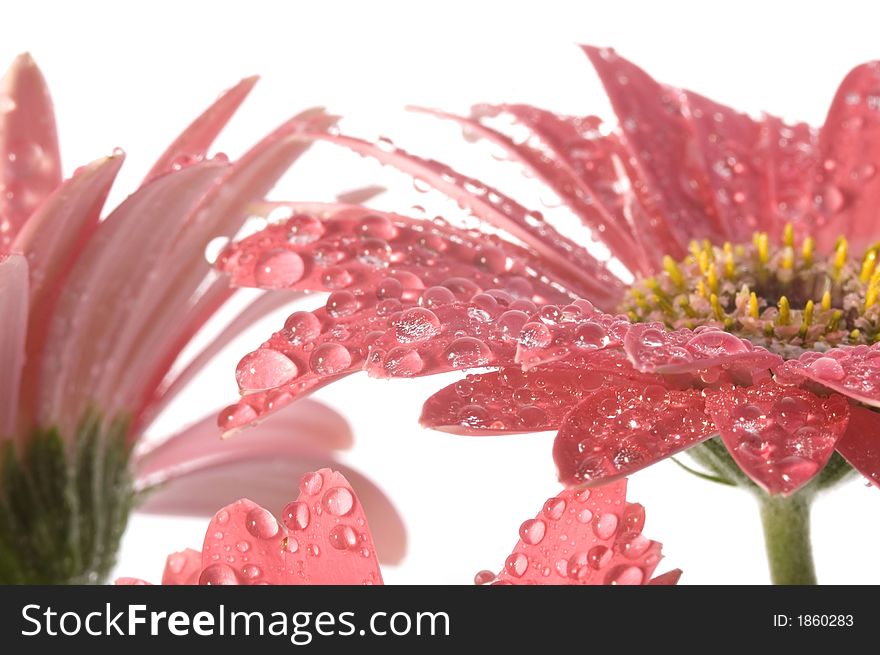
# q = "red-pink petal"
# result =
<box><xmin>780</xmin><ymin>345</ymin><xmax>880</xmax><ymax>408</ymax></box>
<box><xmin>492</xmin><ymin>480</ymin><xmax>666</xmax><ymax>585</ymax></box>
<box><xmin>143</xmin><ymin>76</ymin><xmax>258</xmax><ymax>184</ymax></box>
<box><xmin>704</xmin><ymin>381</ymin><xmax>850</xmax><ymax>495</ymax></box>
<box><xmin>648</xmin><ymin>569</ymin><xmax>682</xmax><ymax>585</ymax></box>
<box><xmin>816</xmin><ymin>62</ymin><xmax>880</xmax><ymax>249</ymax></box>
<box><xmin>582</xmin><ymin>46</ymin><xmax>726</xmax><ymax>258</ymax></box>
<box><xmin>0</xmin><ymin>53</ymin><xmax>61</xmax><ymax>249</ymax></box>
<box><xmin>834</xmin><ymin>404</ymin><xmax>880</xmax><ymax>489</ymax></box>
<box><xmin>420</xmin><ymin>352</ymin><xmax>655</xmax><ymax>434</ymax></box>
<box><xmin>554</xmin><ymin>382</ymin><xmax>713</xmax><ymax>486</ymax></box>
<box><xmin>115</xmin><ymin>578</ymin><xmax>152</xmax><ymax>585</ymax></box>
<box><xmin>0</xmin><ymin>253</ymin><xmax>28</xmax><ymax>438</ymax></box>
<box><xmin>162</xmin><ymin>549</ymin><xmax>202</xmax><ymax>585</ymax></box>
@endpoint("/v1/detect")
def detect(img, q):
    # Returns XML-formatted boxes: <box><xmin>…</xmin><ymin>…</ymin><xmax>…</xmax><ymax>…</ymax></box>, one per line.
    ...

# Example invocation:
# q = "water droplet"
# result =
<box><xmin>383</xmin><ymin>347</ymin><xmax>424</xmax><ymax>376</ymax></box>
<box><xmin>246</xmin><ymin>507</ymin><xmax>279</xmax><ymax>539</ymax></box>
<box><xmin>815</xmin><ymin>185</ymin><xmax>845</xmax><ymax>214</ymax></box>
<box><xmin>577</xmin><ymin>508</ymin><xmax>593</xmax><ymax>523</ymax></box>
<box><xmin>310</xmin><ymin>342</ymin><xmax>352</xmax><ymax>375</ymax></box>
<box><xmin>235</xmin><ymin>349</ymin><xmax>298</xmax><ymax>392</ymax></box>
<box><xmin>357</xmin><ymin>238</ymin><xmax>392</xmax><ymax>267</ymax></box>
<box><xmin>395</xmin><ymin>307</ymin><xmax>441</xmax><ymax>343</ymax></box>
<box><xmin>573</xmin><ymin>322</ymin><xmax>607</xmax><ymax>349</ymax></box>
<box><xmin>284</xmin><ymin>311</ymin><xmax>322</xmax><ymax>345</ymax></box>
<box><xmin>300</xmin><ymin>471</ymin><xmax>324</xmax><ymax>496</ymax></box>
<box><xmin>543</xmin><ymin>498</ymin><xmax>566</xmax><ymax>521</ymax></box>
<box><xmin>474</xmin><ymin>570</ymin><xmax>496</xmax><ymax>585</ymax></box>
<box><xmin>359</xmin><ymin>214</ymin><xmax>395</xmax><ymax>239</ymax></box>
<box><xmin>199</xmin><ymin>563</ymin><xmax>239</xmax><ymax>585</ymax></box>
<box><xmin>474</xmin><ymin>245</ymin><xmax>508</xmax><ymax>274</ymax></box>
<box><xmin>321</xmin><ymin>266</ymin><xmax>353</xmax><ymax>290</ymax></box>
<box><xmin>421</xmin><ymin>286</ymin><xmax>456</xmax><ymax>308</ymax></box>
<box><xmin>376</xmin><ymin>277</ymin><xmax>403</xmax><ymax>300</ymax></box>
<box><xmin>217</xmin><ymin>510</ymin><xmax>230</xmax><ymax>524</ymax></box>
<box><xmin>504</xmin><ymin>552</ymin><xmax>528</xmax><ymax>578</ymax></box>
<box><xmin>518</xmin><ymin>518</ymin><xmax>546</xmax><ymax>545</ymax></box>
<box><xmin>282</xmin><ymin>501</ymin><xmax>310</xmax><ymax>531</ymax></box>
<box><xmin>519</xmin><ymin>322</ymin><xmax>552</xmax><ymax>349</ymax></box>
<box><xmin>497</xmin><ymin>310</ymin><xmax>529</xmax><ymax>343</ymax></box>
<box><xmin>254</xmin><ymin>249</ymin><xmax>304</xmax><ymax>288</ymax></box>
<box><xmin>288</xmin><ymin>214</ymin><xmax>324</xmax><ymax>244</ymax></box>
<box><xmin>241</xmin><ymin>564</ymin><xmax>262</xmax><ymax>580</ymax></box>
<box><xmin>445</xmin><ymin>337</ymin><xmax>491</xmax><ymax>368</ymax></box>
<box><xmin>605</xmin><ymin>565</ymin><xmax>644</xmax><ymax>585</ymax></box>
<box><xmin>593</xmin><ymin>513</ymin><xmax>619</xmax><ymax>539</ymax></box>
<box><xmin>329</xmin><ymin>524</ymin><xmax>359</xmax><ymax>550</ymax></box>
<box><xmin>587</xmin><ymin>545</ymin><xmax>613</xmax><ymax>570</ymax></box>
<box><xmin>326</xmin><ymin>291</ymin><xmax>358</xmax><ymax>318</ymax></box>
<box><xmin>322</xmin><ymin>487</ymin><xmax>355</xmax><ymax>516</ymax></box>
<box><xmin>236</xmin><ymin>541</ymin><xmax>251</xmax><ymax>553</ymax></box>
<box><xmin>307</xmin><ymin>544</ymin><xmax>321</xmax><ymax>558</ymax></box>
<box><xmin>807</xmin><ymin>356</ymin><xmax>845</xmax><ymax>381</ymax></box>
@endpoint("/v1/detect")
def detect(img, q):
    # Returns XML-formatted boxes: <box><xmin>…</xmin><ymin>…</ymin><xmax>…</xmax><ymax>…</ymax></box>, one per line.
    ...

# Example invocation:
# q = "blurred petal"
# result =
<box><xmin>704</xmin><ymin>381</ymin><xmax>850</xmax><ymax>495</ymax></box>
<box><xmin>834</xmin><ymin>404</ymin><xmax>880</xmax><ymax>488</ymax></box>
<box><xmin>554</xmin><ymin>382</ymin><xmax>712</xmax><ymax>486</ymax></box>
<box><xmin>780</xmin><ymin>346</ymin><xmax>880</xmax><ymax>408</ymax></box>
<box><xmin>162</xmin><ymin>549</ymin><xmax>202</xmax><ymax>585</ymax></box>
<box><xmin>0</xmin><ymin>253</ymin><xmax>27</xmax><ymax>438</ymax></box>
<box><xmin>143</xmin><ymin>76</ymin><xmax>258</xmax><ymax>183</ymax></box>
<box><xmin>648</xmin><ymin>569</ymin><xmax>682</xmax><ymax>585</ymax></box>
<box><xmin>491</xmin><ymin>480</ymin><xmax>669</xmax><ymax>585</ymax></box>
<box><xmin>0</xmin><ymin>53</ymin><xmax>61</xmax><ymax>249</ymax></box>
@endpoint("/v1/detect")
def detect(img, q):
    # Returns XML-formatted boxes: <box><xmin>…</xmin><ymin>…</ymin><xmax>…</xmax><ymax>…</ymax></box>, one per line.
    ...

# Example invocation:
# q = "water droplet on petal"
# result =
<box><xmin>542</xmin><ymin>497</ymin><xmax>566</xmax><ymax>521</ymax></box>
<box><xmin>445</xmin><ymin>337</ymin><xmax>491</xmax><ymax>368</ymax></box>
<box><xmin>246</xmin><ymin>507</ymin><xmax>279</xmax><ymax>539</ymax></box>
<box><xmin>300</xmin><ymin>471</ymin><xmax>324</xmax><ymax>496</ymax></box>
<box><xmin>282</xmin><ymin>501</ymin><xmax>310</xmax><ymax>531</ymax></box>
<box><xmin>199</xmin><ymin>563</ymin><xmax>239</xmax><ymax>585</ymax></box>
<box><xmin>284</xmin><ymin>311</ymin><xmax>322</xmax><ymax>345</ymax></box>
<box><xmin>254</xmin><ymin>249</ymin><xmax>304</xmax><ymax>288</ymax></box>
<box><xmin>322</xmin><ymin>487</ymin><xmax>355</xmax><ymax>516</ymax></box>
<box><xmin>505</xmin><ymin>553</ymin><xmax>528</xmax><ymax>578</ymax></box>
<box><xmin>395</xmin><ymin>307</ymin><xmax>441</xmax><ymax>343</ymax></box>
<box><xmin>241</xmin><ymin>564</ymin><xmax>262</xmax><ymax>580</ymax></box>
<box><xmin>235</xmin><ymin>349</ymin><xmax>298</xmax><ymax>392</ymax></box>
<box><xmin>593</xmin><ymin>513</ymin><xmax>619</xmax><ymax>539</ymax></box>
<box><xmin>807</xmin><ymin>356</ymin><xmax>845</xmax><ymax>381</ymax></box>
<box><xmin>310</xmin><ymin>343</ymin><xmax>352</xmax><ymax>375</ymax></box>
<box><xmin>474</xmin><ymin>570</ymin><xmax>497</xmax><ymax>585</ymax></box>
<box><xmin>329</xmin><ymin>524</ymin><xmax>359</xmax><ymax>550</ymax></box>
<box><xmin>326</xmin><ymin>291</ymin><xmax>359</xmax><ymax>318</ymax></box>
<box><xmin>518</xmin><ymin>518</ymin><xmax>546</xmax><ymax>545</ymax></box>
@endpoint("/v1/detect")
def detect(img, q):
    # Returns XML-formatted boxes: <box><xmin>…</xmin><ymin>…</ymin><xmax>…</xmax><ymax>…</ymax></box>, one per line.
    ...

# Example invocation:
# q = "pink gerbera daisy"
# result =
<box><xmin>214</xmin><ymin>46</ymin><xmax>880</xmax><ymax>583</ymax></box>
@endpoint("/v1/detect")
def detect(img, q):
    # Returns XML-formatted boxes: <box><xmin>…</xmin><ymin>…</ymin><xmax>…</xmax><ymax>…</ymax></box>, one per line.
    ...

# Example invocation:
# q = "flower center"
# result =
<box><xmin>622</xmin><ymin>225</ymin><xmax>880</xmax><ymax>358</ymax></box>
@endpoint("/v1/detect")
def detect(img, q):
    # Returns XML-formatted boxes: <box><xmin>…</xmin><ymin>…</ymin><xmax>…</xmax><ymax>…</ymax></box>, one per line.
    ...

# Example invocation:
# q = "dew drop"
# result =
<box><xmin>299</xmin><ymin>471</ymin><xmax>324</xmax><ymax>496</ymax></box>
<box><xmin>542</xmin><ymin>497</ymin><xmax>566</xmax><ymax>521</ymax></box>
<box><xmin>446</xmin><ymin>337</ymin><xmax>491</xmax><ymax>368</ymax></box>
<box><xmin>284</xmin><ymin>311</ymin><xmax>322</xmax><ymax>345</ymax></box>
<box><xmin>287</xmin><ymin>214</ymin><xmax>324</xmax><ymax>244</ymax></box>
<box><xmin>282</xmin><ymin>501</ymin><xmax>310</xmax><ymax>531</ymax></box>
<box><xmin>322</xmin><ymin>487</ymin><xmax>355</xmax><ymax>516</ymax></box>
<box><xmin>310</xmin><ymin>343</ymin><xmax>352</xmax><ymax>376</ymax></box>
<box><xmin>807</xmin><ymin>356</ymin><xmax>845</xmax><ymax>381</ymax></box>
<box><xmin>504</xmin><ymin>552</ymin><xmax>528</xmax><ymax>578</ymax></box>
<box><xmin>593</xmin><ymin>513</ymin><xmax>619</xmax><ymax>539</ymax></box>
<box><xmin>395</xmin><ymin>307</ymin><xmax>441</xmax><ymax>343</ymax></box>
<box><xmin>326</xmin><ymin>291</ymin><xmax>359</xmax><ymax>318</ymax></box>
<box><xmin>235</xmin><ymin>349</ymin><xmax>298</xmax><ymax>392</ymax></box>
<box><xmin>241</xmin><ymin>564</ymin><xmax>262</xmax><ymax>580</ymax></box>
<box><xmin>518</xmin><ymin>518</ymin><xmax>547</xmax><ymax>545</ymax></box>
<box><xmin>254</xmin><ymin>249</ymin><xmax>304</xmax><ymax>288</ymax></box>
<box><xmin>199</xmin><ymin>563</ymin><xmax>239</xmax><ymax>585</ymax></box>
<box><xmin>246</xmin><ymin>507</ymin><xmax>279</xmax><ymax>539</ymax></box>
<box><xmin>329</xmin><ymin>524</ymin><xmax>359</xmax><ymax>550</ymax></box>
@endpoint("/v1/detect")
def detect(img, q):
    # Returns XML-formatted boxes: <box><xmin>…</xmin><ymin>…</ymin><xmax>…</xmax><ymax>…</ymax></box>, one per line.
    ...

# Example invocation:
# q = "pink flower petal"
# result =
<box><xmin>284</xmin><ymin>129</ymin><xmax>624</xmax><ymax>306</ymax></box>
<box><xmin>816</xmin><ymin>62</ymin><xmax>880</xmax><ymax>249</ymax></box>
<box><xmin>0</xmin><ymin>53</ymin><xmax>61</xmax><ymax>249</ymax></box>
<box><xmin>834</xmin><ymin>404</ymin><xmax>880</xmax><ymax>489</ymax></box>
<box><xmin>490</xmin><ymin>480</ymin><xmax>669</xmax><ymax>585</ymax></box>
<box><xmin>780</xmin><ymin>345</ymin><xmax>880</xmax><ymax>408</ymax></box>
<box><xmin>554</xmin><ymin>382</ymin><xmax>713</xmax><ymax>486</ymax></box>
<box><xmin>198</xmin><ymin>469</ymin><xmax>383</xmax><ymax>585</ymax></box>
<box><xmin>115</xmin><ymin>578</ymin><xmax>152</xmax><ymax>585</ymax></box>
<box><xmin>162</xmin><ymin>549</ymin><xmax>202</xmax><ymax>585</ymax></box>
<box><xmin>704</xmin><ymin>381</ymin><xmax>850</xmax><ymax>495</ymax></box>
<box><xmin>420</xmin><ymin>352</ymin><xmax>655</xmax><ymax>434</ymax></box>
<box><xmin>648</xmin><ymin>569</ymin><xmax>682</xmax><ymax>585</ymax></box>
<box><xmin>143</xmin><ymin>76</ymin><xmax>258</xmax><ymax>183</ymax></box>
<box><xmin>582</xmin><ymin>46</ymin><xmax>726</xmax><ymax>257</ymax></box>
<box><xmin>0</xmin><ymin>253</ymin><xmax>28</xmax><ymax>439</ymax></box>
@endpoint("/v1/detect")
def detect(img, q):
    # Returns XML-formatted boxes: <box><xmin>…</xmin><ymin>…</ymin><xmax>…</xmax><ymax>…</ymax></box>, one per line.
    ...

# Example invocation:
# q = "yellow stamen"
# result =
<box><xmin>723</xmin><ymin>242</ymin><xmax>734</xmax><ymax>278</ymax></box>
<box><xmin>755</xmin><ymin>232</ymin><xmax>769</xmax><ymax>265</ymax></box>
<box><xmin>748</xmin><ymin>291</ymin><xmax>760</xmax><ymax>319</ymax></box>
<box><xmin>777</xmin><ymin>296</ymin><xmax>791</xmax><ymax>326</ymax></box>
<box><xmin>821</xmin><ymin>289</ymin><xmax>832</xmax><ymax>311</ymax></box>
<box><xmin>710</xmin><ymin>293</ymin><xmax>725</xmax><ymax>321</ymax></box>
<box><xmin>781</xmin><ymin>247</ymin><xmax>794</xmax><ymax>270</ymax></box>
<box><xmin>696</xmin><ymin>279</ymin><xmax>707</xmax><ymax>298</ymax></box>
<box><xmin>688</xmin><ymin>240</ymin><xmax>701</xmax><ymax>260</ymax></box>
<box><xmin>826</xmin><ymin>309</ymin><xmax>843</xmax><ymax>333</ymax></box>
<box><xmin>697</xmin><ymin>249</ymin><xmax>711</xmax><ymax>276</ymax></box>
<box><xmin>861</xmin><ymin>246</ymin><xmax>879</xmax><ymax>283</ymax></box>
<box><xmin>706</xmin><ymin>265</ymin><xmax>719</xmax><ymax>294</ymax></box>
<box><xmin>783</xmin><ymin>223</ymin><xmax>795</xmax><ymax>248</ymax></box>
<box><xmin>801</xmin><ymin>236</ymin><xmax>814</xmax><ymax>267</ymax></box>
<box><xmin>677</xmin><ymin>296</ymin><xmax>697</xmax><ymax>318</ymax></box>
<box><xmin>799</xmin><ymin>300</ymin><xmax>814</xmax><ymax>339</ymax></box>
<box><xmin>865</xmin><ymin>268</ymin><xmax>880</xmax><ymax>309</ymax></box>
<box><xmin>833</xmin><ymin>236</ymin><xmax>848</xmax><ymax>277</ymax></box>
<box><xmin>663</xmin><ymin>255</ymin><xmax>684</xmax><ymax>287</ymax></box>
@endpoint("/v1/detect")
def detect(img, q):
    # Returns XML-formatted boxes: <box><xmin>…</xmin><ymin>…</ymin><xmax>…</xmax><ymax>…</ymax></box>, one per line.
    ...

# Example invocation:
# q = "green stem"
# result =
<box><xmin>758</xmin><ymin>492</ymin><xmax>816</xmax><ymax>585</ymax></box>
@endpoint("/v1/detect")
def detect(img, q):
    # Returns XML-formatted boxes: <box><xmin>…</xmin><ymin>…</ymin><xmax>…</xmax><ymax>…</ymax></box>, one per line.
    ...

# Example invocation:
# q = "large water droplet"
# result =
<box><xmin>284</xmin><ymin>311</ymin><xmax>322</xmax><ymax>345</ymax></box>
<box><xmin>310</xmin><ymin>343</ymin><xmax>352</xmax><ymax>375</ymax></box>
<box><xmin>395</xmin><ymin>307</ymin><xmax>441</xmax><ymax>343</ymax></box>
<box><xmin>445</xmin><ymin>337</ymin><xmax>491</xmax><ymax>368</ymax></box>
<box><xmin>246</xmin><ymin>507</ymin><xmax>279</xmax><ymax>539</ymax></box>
<box><xmin>322</xmin><ymin>487</ymin><xmax>355</xmax><ymax>516</ymax></box>
<box><xmin>329</xmin><ymin>524</ymin><xmax>359</xmax><ymax>550</ymax></box>
<box><xmin>542</xmin><ymin>497</ymin><xmax>566</xmax><ymax>521</ymax></box>
<box><xmin>326</xmin><ymin>291</ymin><xmax>359</xmax><ymax>318</ymax></box>
<box><xmin>593</xmin><ymin>512</ymin><xmax>619</xmax><ymax>539</ymax></box>
<box><xmin>199</xmin><ymin>563</ymin><xmax>239</xmax><ymax>585</ymax></box>
<box><xmin>254</xmin><ymin>249</ymin><xmax>304</xmax><ymax>288</ymax></box>
<box><xmin>288</xmin><ymin>214</ymin><xmax>324</xmax><ymax>244</ymax></box>
<box><xmin>504</xmin><ymin>552</ymin><xmax>528</xmax><ymax>578</ymax></box>
<box><xmin>282</xmin><ymin>501</ymin><xmax>310</xmax><ymax>531</ymax></box>
<box><xmin>518</xmin><ymin>518</ymin><xmax>547</xmax><ymax>545</ymax></box>
<box><xmin>300</xmin><ymin>471</ymin><xmax>324</xmax><ymax>496</ymax></box>
<box><xmin>807</xmin><ymin>356</ymin><xmax>845</xmax><ymax>381</ymax></box>
<box><xmin>235</xmin><ymin>349</ymin><xmax>298</xmax><ymax>392</ymax></box>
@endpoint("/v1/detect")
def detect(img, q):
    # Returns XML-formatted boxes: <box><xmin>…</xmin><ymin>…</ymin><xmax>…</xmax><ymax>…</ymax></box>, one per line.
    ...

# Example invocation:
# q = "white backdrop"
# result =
<box><xmin>4</xmin><ymin>0</ymin><xmax>880</xmax><ymax>584</ymax></box>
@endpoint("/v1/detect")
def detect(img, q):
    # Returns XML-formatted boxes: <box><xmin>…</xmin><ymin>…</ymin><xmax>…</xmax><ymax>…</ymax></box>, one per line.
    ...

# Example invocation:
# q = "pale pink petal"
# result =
<box><xmin>648</xmin><ymin>569</ymin><xmax>682</xmax><ymax>585</ymax></box>
<box><xmin>780</xmin><ymin>345</ymin><xmax>880</xmax><ymax>408</ymax></box>
<box><xmin>197</xmin><ymin>469</ymin><xmax>383</xmax><ymax>584</ymax></box>
<box><xmin>285</xmin><ymin>129</ymin><xmax>624</xmax><ymax>306</ymax></box>
<box><xmin>39</xmin><ymin>161</ymin><xmax>229</xmax><ymax>434</ymax></box>
<box><xmin>161</xmin><ymin>549</ymin><xmax>202</xmax><ymax>585</ymax></box>
<box><xmin>410</xmin><ymin>105</ymin><xmax>645</xmax><ymax>275</ymax></box>
<box><xmin>115</xmin><ymin>578</ymin><xmax>152</xmax><ymax>585</ymax></box>
<box><xmin>0</xmin><ymin>53</ymin><xmax>61</xmax><ymax>249</ymax></box>
<box><xmin>335</xmin><ymin>185</ymin><xmax>385</xmax><ymax>204</ymax></box>
<box><xmin>816</xmin><ymin>62</ymin><xmax>880</xmax><ymax>248</ymax></box>
<box><xmin>143</xmin><ymin>76</ymin><xmax>258</xmax><ymax>183</ymax></box>
<box><xmin>554</xmin><ymin>382</ymin><xmax>713</xmax><ymax>486</ymax></box>
<box><xmin>0</xmin><ymin>253</ymin><xmax>28</xmax><ymax>438</ymax></box>
<box><xmin>582</xmin><ymin>46</ymin><xmax>726</xmax><ymax>257</ymax></box>
<box><xmin>420</xmin><ymin>352</ymin><xmax>655</xmax><ymax>434</ymax></box>
<box><xmin>704</xmin><ymin>381</ymin><xmax>850</xmax><ymax>495</ymax></box>
<box><xmin>134</xmin><ymin>398</ymin><xmax>353</xmax><ymax>488</ymax></box>
<box><xmin>491</xmin><ymin>480</ymin><xmax>667</xmax><ymax>585</ymax></box>
<box><xmin>833</xmin><ymin>404</ymin><xmax>880</xmax><ymax>489</ymax></box>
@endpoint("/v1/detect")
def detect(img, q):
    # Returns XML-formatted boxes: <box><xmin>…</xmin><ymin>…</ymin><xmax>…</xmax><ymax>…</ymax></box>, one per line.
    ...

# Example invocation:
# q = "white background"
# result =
<box><xmin>4</xmin><ymin>0</ymin><xmax>880</xmax><ymax>584</ymax></box>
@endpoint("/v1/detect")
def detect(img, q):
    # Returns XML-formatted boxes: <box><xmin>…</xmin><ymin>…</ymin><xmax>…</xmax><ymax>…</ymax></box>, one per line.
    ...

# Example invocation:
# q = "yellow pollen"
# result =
<box><xmin>663</xmin><ymin>255</ymin><xmax>684</xmax><ymax>287</ymax></box>
<box><xmin>723</xmin><ymin>242</ymin><xmax>735</xmax><ymax>278</ymax></box>
<box><xmin>799</xmin><ymin>300</ymin><xmax>814</xmax><ymax>339</ymax></box>
<box><xmin>755</xmin><ymin>232</ymin><xmax>769</xmax><ymax>265</ymax></box>
<box><xmin>860</xmin><ymin>245</ymin><xmax>879</xmax><ymax>283</ymax></box>
<box><xmin>710</xmin><ymin>293</ymin><xmax>725</xmax><ymax>320</ymax></box>
<box><xmin>777</xmin><ymin>296</ymin><xmax>791</xmax><ymax>326</ymax></box>
<box><xmin>865</xmin><ymin>268</ymin><xmax>880</xmax><ymax>309</ymax></box>
<box><xmin>827</xmin><ymin>309</ymin><xmax>842</xmax><ymax>332</ymax></box>
<box><xmin>833</xmin><ymin>236</ymin><xmax>848</xmax><ymax>277</ymax></box>
<box><xmin>748</xmin><ymin>291</ymin><xmax>760</xmax><ymax>319</ymax></box>
<box><xmin>781</xmin><ymin>246</ymin><xmax>794</xmax><ymax>270</ymax></box>
<box><xmin>706</xmin><ymin>265</ymin><xmax>719</xmax><ymax>294</ymax></box>
<box><xmin>821</xmin><ymin>289</ymin><xmax>832</xmax><ymax>311</ymax></box>
<box><xmin>783</xmin><ymin>223</ymin><xmax>795</xmax><ymax>248</ymax></box>
<box><xmin>802</xmin><ymin>236</ymin><xmax>814</xmax><ymax>266</ymax></box>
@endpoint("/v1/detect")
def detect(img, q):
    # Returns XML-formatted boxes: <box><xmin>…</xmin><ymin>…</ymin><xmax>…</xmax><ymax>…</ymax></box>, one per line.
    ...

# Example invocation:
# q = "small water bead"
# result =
<box><xmin>573</xmin><ymin>322</ymin><xmax>607</xmax><ymax>349</ymax></box>
<box><xmin>246</xmin><ymin>507</ymin><xmax>279</xmax><ymax>540</ymax></box>
<box><xmin>497</xmin><ymin>310</ymin><xmax>529</xmax><ymax>343</ymax></box>
<box><xmin>284</xmin><ymin>311</ymin><xmax>322</xmax><ymax>345</ymax></box>
<box><xmin>254</xmin><ymin>249</ymin><xmax>304</xmax><ymax>288</ymax></box>
<box><xmin>314</xmin><ymin>246</ymin><xmax>345</xmax><ymax>267</ymax></box>
<box><xmin>593</xmin><ymin>513</ymin><xmax>619</xmax><ymax>540</ymax></box>
<box><xmin>307</xmin><ymin>544</ymin><xmax>321</xmax><ymax>558</ymax></box>
<box><xmin>587</xmin><ymin>545</ymin><xmax>613</xmax><ymax>570</ymax></box>
<box><xmin>235</xmin><ymin>349</ymin><xmax>298</xmax><ymax>391</ymax></box>
<box><xmin>326</xmin><ymin>291</ymin><xmax>359</xmax><ymax>318</ymax></box>
<box><xmin>376</xmin><ymin>298</ymin><xmax>402</xmax><ymax>316</ymax></box>
<box><xmin>620</xmin><ymin>504</ymin><xmax>646</xmax><ymax>536</ymax></box>
<box><xmin>321</xmin><ymin>266</ymin><xmax>353</xmax><ymax>290</ymax></box>
<box><xmin>442</xmin><ymin>277</ymin><xmax>481</xmax><ymax>300</ymax></box>
<box><xmin>199</xmin><ymin>563</ymin><xmax>239</xmax><ymax>585</ymax></box>
<box><xmin>517</xmin><ymin>405</ymin><xmax>548</xmax><ymax>429</ymax></box>
<box><xmin>310</xmin><ymin>343</ymin><xmax>352</xmax><ymax>376</ymax></box>
<box><xmin>282</xmin><ymin>501</ymin><xmax>310</xmax><ymax>531</ymax></box>
<box><xmin>383</xmin><ymin>347</ymin><xmax>424</xmax><ymax>376</ymax></box>
<box><xmin>474</xmin><ymin>245</ymin><xmax>508</xmax><ymax>274</ymax></box>
<box><xmin>282</xmin><ymin>536</ymin><xmax>299</xmax><ymax>553</ymax></box>
<box><xmin>241</xmin><ymin>564</ymin><xmax>262</xmax><ymax>580</ymax></box>
<box><xmin>518</xmin><ymin>518</ymin><xmax>547</xmax><ymax>545</ymax></box>
<box><xmin>322</xmin><ymin>487</ymin><xmax>355</xmax><ymax>516</ymax></box>
<box><xmin>376</xmin><ymin>277</ymin><xmax>403</xmax><ymax>299</ymax></box>
<box><xmin>357</xmin><ymin>238</ymin><xmax>392</xmax><ymax>266</ymax></box>
<box><xmin>519</xmin><ymin>322</ymin><xmax>552</xmax><ymax>349</ymax></box>
<box><xmin>359</xmin><ymin>214</ymin><xmax>396</xmax><ymax>240</ymax></box>
<box><xmin>542</xmin><ymin>498</ymin><xmax>566</xmax><ymax>521</ymax></box>
<box><xmin>446</xmin><ymin>337</ymin><xmax>491</xmax><ymax>368</ymax></box>
<box><xmin>217</xmin><ymin>510</ymin><xmax>230</xmax><ymax>524</ymax></box>
<box><xmin>457</xmin><ymin>404</ymin><xmax>490</xmax><ymax>427</ymax></box>
<box><xmin>619</xmin><ymin>534</ymin><xmax>652</xmax><ymax>559</ymax></box>
<box><xmin>300</xmin><ymin>471</ymin><xmax>324</xmax><ymax>496</ymax></box>
<box><xmin>577</xmin><ymin>508</ymin><xmax>594</xmax><ymax>524</ymax></box>
<box><xmin>504</xmin><ymin>553</ymin><xmax>528</xmax><ymax>578</ymax></box>
<box><xmin>421</xmin><ymin>285</ymin><xmax>456</xmax><ymax>308</ymax></box>
<box><xmin>474</xmin><ymin>570</ymin><xmax>497</xmax><ymax>586</ymax></box>
<box><xmin>329</xmin><ymin>524</ymin><xmax>359</xmax><ymax>550</ymax></box>
<box><xmin>287</xmin><ymin>214</ymin><xmax>324</xmax><ymax>244</ymax></box>
<box><xmin>395</xmin><ymin>307</ymin><xmax>441</xmax><ymax>343</ymax></box>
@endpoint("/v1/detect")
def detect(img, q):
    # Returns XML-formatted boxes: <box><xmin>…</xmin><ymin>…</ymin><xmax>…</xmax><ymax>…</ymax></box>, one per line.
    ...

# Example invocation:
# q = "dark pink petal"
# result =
<box><xmin>583</xmin><ymin>46</ymin><xmax>726</xmax><ymax>257</ymax></box>
<box><xmin>680</xmin><ymin>91</ymin><xmax>770</xmax><ymax>241</ymax></box>
<box><xmin>780</xmin><ymin>345</ymin><xmax>880</xmax><ymax>408</ymax></box>
<box><xmin>704</xmin><ymin>381</ymin><xmax>850</xmax><ymax>495</ymax></box>
<box><xmin>198</xmin><ymin>469</ymin><xmax>383</xmax><ymax>585</ymax></box>
<box><xmin>162</xmin><ymin>549</ymin><xmax>202</xmax><ymax>585</ymax></box>
<box><xmin>816</xmin><ymin>62</ymin><xmax>880</xmax><ymax>248</ymax></box>
<box><xmin>648</xmin><ymin>569</ymin><xmax>682</xmax><ymax>585</ymax></box>
<box><xmin>285</xmin><ymin>130</ymin><xmax>624</xmax><ymax>306</ymax></box>
<box><xmin>0</xmin><ymin>53</ymin><xmax>61</xmax><ymax>249</ymax></box>
<box><xmin>411</xmin><ymin>105</ymin><xmax>645</xmax><ymax>275</ymax></box>
<box><xmin>834</xmin><ymin>404</ymin><xmax>880</xmax><ymax>489</ymax></box>
<box><xmin>143</xmin><ymin>76</ymin><xmax>258</xmax><ymax>183</ymax></box>
<box><xmin>0</xmin><ymin>253</ymin><xmax>27</xmax><ymax>438</ymax></box>
<box><xmin>420</xmin><ymin>351</ymin><xmax>655</xmax><ymax>434</ymax></box>
<box><xmin>39</xmin><ymin>161</ymin><xmax>229</xmax><ymax>434</ymax></box>
<box><xmin>554</xmin><ymin>383</ymin><xmax>713</xmax><ymax>486</ymax></box>
<box><xmin>492</xmin><ymin>480</ymin><xmax>666</xmax><ymax>585</ymax></box>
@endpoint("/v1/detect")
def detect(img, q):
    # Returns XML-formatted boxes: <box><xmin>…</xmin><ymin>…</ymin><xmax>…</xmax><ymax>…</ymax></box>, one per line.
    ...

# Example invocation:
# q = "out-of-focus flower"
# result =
<box><xmin>0</xmin><ymin>54</ymin><xmax>403</xmax><ymax>584</ymax></box>
<box><xmin>118</xmin><ymin>469</ymin><xmax>678</xmax><ymax>585</ymax></box>
<box><xmin>212</xmin><ymin>46</ymin><xmax>880</xmax><ymax>583</ymax></box>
